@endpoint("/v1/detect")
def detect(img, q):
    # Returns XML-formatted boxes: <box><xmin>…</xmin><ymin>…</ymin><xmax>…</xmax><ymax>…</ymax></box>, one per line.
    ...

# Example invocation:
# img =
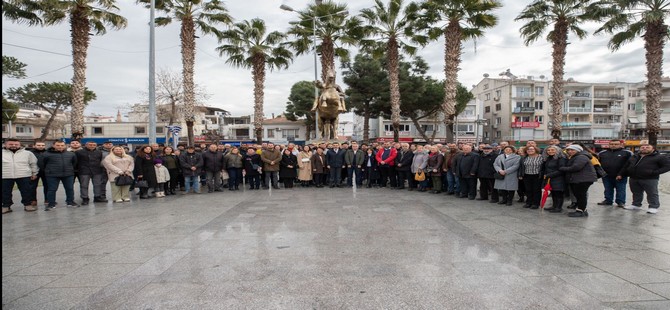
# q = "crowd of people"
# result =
<box><xmin>3</xmin><ymin>137</ymin><xmax>670</xmax><ymax>218</ymax></box>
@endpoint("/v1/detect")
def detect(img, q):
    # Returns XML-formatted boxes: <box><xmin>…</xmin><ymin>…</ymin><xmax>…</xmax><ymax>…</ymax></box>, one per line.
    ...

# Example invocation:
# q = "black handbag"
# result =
<box><xmin>494</xmin><ymin>159</ymin><xmax>506</xmax><ymax>180</ymax></box>
<box><xmin>135</xmin><ymin>179</ymin><xmax>149</xmax><ymax>188</ymax></box>
<box><xmin>115</xmin><ymin>175</ymin><xmax>134</xmax><ymax>186</ymax></box>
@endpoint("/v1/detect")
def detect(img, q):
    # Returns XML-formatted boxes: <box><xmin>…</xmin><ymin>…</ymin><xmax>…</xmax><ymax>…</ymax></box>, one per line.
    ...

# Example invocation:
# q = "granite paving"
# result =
<box><xmin>2</xmin><ymin>173</ymin><xmax>670</xmax><ymax>309</ymax></box>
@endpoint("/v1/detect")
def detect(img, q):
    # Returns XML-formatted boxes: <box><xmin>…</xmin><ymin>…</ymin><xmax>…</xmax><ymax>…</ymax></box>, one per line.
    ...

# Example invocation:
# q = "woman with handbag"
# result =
<box><xmin>134</xmin><ymin>145</ymin><xmax>158</xmax><ymax>199</ymax></box>
<box><xmin>542</xmin><ymin>146</ymin><xmax>567</xmax><ymax>213</ymax></box>
<box><xmin>411</xmin><ymin>145</ymin><xmax>428</xmax><ymax>192</ymax></box>
<box><xmin>297</xmin><ymin>145</ymin><xmax>313</xmax><ymax>187</ymax></box>
<box><xmin>426</xmin><ymin>146</ymin><xmax>444</xmax><ymax>194</ymax></box>
<box><xmin>102</xmin><ymin>146</ymin><xmax>134</xmax><ymax>203</ymax></box>
<box><xmin>494</xmin><ymin>146</ymin><xmax>521</xmax><ymax>205</ymax></box>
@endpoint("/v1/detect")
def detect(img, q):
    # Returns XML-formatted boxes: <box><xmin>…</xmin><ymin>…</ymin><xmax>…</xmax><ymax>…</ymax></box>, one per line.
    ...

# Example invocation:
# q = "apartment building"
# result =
<box><xmin>220</xmin><ymin>114</ymin><xmax>308</xmax><ymax>145</ymax></box>
<box><xmin>1</xmin><ymin>103</ymin><xmax>68</xmax><ymax>144</ymax></box>
<box><xmin>625</xmin><ymin>77</ymin><xmax>670</xmax><ymax>139</ymax></box>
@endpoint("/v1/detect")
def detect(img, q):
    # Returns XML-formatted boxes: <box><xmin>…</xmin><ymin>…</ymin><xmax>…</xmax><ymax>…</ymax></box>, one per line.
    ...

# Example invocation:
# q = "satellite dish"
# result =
<box><xmin>483</xmin><ymin>73</ymin><xmax>489</xmax><ymax>77</ymax></box>
<box><xmin>539</xmin><ymin>75</ymin><xmax>545</xmax><ymax>79</ymax></box>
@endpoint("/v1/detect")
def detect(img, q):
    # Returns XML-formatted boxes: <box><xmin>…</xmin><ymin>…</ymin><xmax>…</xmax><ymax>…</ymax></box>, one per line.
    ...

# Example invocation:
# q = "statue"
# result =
<box><xmin>311</xmin><ymin>68</ymin><xmax>346</xmax><ymax>140</ymax></box>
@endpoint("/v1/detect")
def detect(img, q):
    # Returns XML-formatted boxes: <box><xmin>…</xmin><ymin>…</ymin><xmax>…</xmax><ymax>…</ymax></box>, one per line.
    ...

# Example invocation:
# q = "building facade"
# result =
<box><xmin>2</xmin><ymin>103</ymin><xmax>68</xmax><ymax>144</ymax></box>
<box><xmin>220</xmin><ymin>114</ymin><xmax>308</xmax><ymax>145</ymax></box>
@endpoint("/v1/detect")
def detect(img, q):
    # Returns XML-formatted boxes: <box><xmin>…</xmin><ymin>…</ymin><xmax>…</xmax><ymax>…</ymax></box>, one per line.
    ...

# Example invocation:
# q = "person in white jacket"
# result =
<box><xmin>2</xmin><ymin>138</ymin><xmax>39</xmax><ymax>213</ymax></box>
<box><xmin>153</xmin><ymin>158</ymin><xmax>170</xmax><ymax>198</ymax></box>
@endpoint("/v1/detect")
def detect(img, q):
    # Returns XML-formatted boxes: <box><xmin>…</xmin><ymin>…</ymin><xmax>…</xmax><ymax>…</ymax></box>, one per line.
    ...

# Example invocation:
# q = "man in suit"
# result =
<box><xmin>395</xmin><ymin>143</ymin><xmax>414</xmax><ymax>189</ymax></box>
<box><xmin>376</xmin><ymin>142</ymin><xmax>398</xmax><ymax>188</ymax></box>
<box><xmin>326</xmin><ymin>142</ymin><xmax>346</xmax><ymax>188</ymax></box>
<box><xmin>454</xmin><ymin>144</ymin><xmax>480</xmax><ymax>199</ymax></box>
<box><xmin>345</xmin><ymin>142</ymin><xmax>365</xmax><ymax>187</ymax></box>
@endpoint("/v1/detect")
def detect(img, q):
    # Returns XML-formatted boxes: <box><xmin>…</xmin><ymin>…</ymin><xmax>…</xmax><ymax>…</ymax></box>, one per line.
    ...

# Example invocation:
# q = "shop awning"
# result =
<box><xmin>628</xmin><ymin>118</ymin><xmax>640</xmax><ymax>124</ymax></box>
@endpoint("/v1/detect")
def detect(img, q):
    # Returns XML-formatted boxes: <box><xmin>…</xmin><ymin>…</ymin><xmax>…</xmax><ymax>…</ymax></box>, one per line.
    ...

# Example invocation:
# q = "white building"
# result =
<box><xmin>2</xmin><ymin>103</ymin><xmax>68</xmax><ymax>143</ymax></box>
<box><xmin>220</xmin><ymin>114</ymin><xmax>308</xmax><ymax>145</ymax></box>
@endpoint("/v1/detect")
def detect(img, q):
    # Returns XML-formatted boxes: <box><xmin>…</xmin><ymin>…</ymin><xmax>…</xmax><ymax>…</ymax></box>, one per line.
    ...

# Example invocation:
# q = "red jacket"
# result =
<box><xmin>376</xmin><ymin>147</ymin><xmax>398</xmax><ymax>166</ymax></box>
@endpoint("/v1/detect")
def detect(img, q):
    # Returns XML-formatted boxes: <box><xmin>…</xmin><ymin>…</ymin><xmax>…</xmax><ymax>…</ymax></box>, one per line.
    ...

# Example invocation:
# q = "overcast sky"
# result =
<box><xmin>1</xmin><ymin>0</ymin><xmax>653</xmax><ymax>122</ymax></box>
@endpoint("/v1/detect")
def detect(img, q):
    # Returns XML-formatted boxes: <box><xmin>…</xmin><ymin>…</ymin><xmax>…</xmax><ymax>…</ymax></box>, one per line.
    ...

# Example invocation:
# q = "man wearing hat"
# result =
<box><xmin>476</xmin><ymin>144</ymin><xmax>499</xmax><ymax>202</ymax></box>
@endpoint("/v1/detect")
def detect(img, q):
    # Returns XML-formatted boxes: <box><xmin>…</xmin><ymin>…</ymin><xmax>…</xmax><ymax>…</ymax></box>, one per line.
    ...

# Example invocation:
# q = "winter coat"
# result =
<box><xmin>202</xmin><ymin>150</ymin><xmax>225</xmax><ymax>172</ymax></box>
<box><xmin>375</xmin><ymin>147</ymin><xmax>398</xmax><ymax>166</ymax></box>
<box><xmin>75</xmin><ymin>148</ymin><xmax>105</xmax><ymax>175</ymax></box>
<box><xmin>598</xmin><ymin>148</ymin><xmax>632</xmax><ymax>176</ymax></box>
<box><xmin>326</xmin><ymin>148</ymin><xmax>346</xmax><ymax>168</ymax></box>
<box><xmin>2</xmin><ymin>148</ymin><xmax>38</xmax><ymax>179</ymax></box>
<box><xmin>310</xmin><ymin>153</ymin><xmax>327</xmax><ymax>174</ymax></box>
<box><xmin>179</xmin><ymin>151</ymin><xmax>203</xmax><ymax>177</ymax></box>
<box><xmin>134</xmin><ymin>154</ymin><xmax>158</xmax><ymax>187</ymax></box>
<box><xmin>344</xmin><ymin>149</ymin><xmax>365</xmax><ymax>167</ymax></box>
<box><xmin>155</xmin><ymin>165</ymin><xmax>171</xmax><ymax>183</ymax></box>
<box><xmin>30</xmin><ymin>148</ymin><xmax>47</xmax><ymax>176</ymax></box>
<box><xmin>426</xmin><ymin>153</ymin><xmax>444</xmax><ymax>177</ymax></box>
<box><xmin>160</xmin><ymin>154</ymin><xmax>181</xmax><ymax>170</ymax></box>
<box><xmin>493</xmin><ymin>154</ymin><xmax>521</xmax><ymax>191</ymax></box>
<box><xmin>621</xmin><ymin>150</ymin><xmax>670</xmax><ymax>180</ymax></box>
<box><xmin>363</xmin><ymin>153</ymin><xmax>379</xmax><ymax>179</ymax></box>
<box><xmin>395</xmin><ymin>150</ymin><xmax>414</xmax><ymax>172</ymax></box>
<box><xmin>476</xmin><ymin>151</ymin><xmax>497</xmax><ymax>179</ymax></box>
<box><xmin>297</xmin><ymin>151</ymin><xmax>313</xmax><ymax>181</ymax></box>
<box><xmin>411</xmin><ymin>151</ymin><xmax>428</xmax><ymax>174</ymax></box>
<box><xmin>454</xmin><ymin>152</ymin><xmax>480</xmax><ymax>179</ymax></box>
<box><xmin>559</xmin><ymin>152</ymin><xmax>597</xmax><ymax>184</ymax></box>
<box><xmin>261</xmin><ymin>149</ymin><xmax>282</xmax><ymax>172</ymax></box>
<box><xmin>40</xmin><ymin>148</ymin><xmax>77</xmax><ymax>177</ymax></box>
<box><xmin>102</xmin><ymin>153</ymin><xmax>134</xmax><ymax>183</ymax></box>
<box><xmin>444</xmin><ymin>150</ymin><xmax>460</xmax><ymax>171</ymax></box>
<box><xmin>224</xmin><ymin>153</ymin><xmax>244</xmax><ymax>169</ymax></box>
<box><xmin>279</xmin><ymin>154</ymin><xmax>298</xmax><ymax>179</ymax></box>
<box><xmin>541</xmin><ymin>155</ymin><xmax>567</xmax><ymax>191</ymax></box>
<box><xmin>243</xmin><ymin>153</ymin><xmax>262</xmax><ymax>176</ymax></box>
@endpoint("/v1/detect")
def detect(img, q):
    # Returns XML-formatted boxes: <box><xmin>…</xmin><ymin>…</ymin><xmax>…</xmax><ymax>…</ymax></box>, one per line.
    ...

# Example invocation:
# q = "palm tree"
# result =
<box><xmin>2</xmin><ymin>0</ymin><xmax>43</xmax><ymax>26</ymax></box>
<box><xmin>4</xmin><ymin>0</ymin><xmax>127</xmax><ymax>140</ymax></box>
<box><xmin>359</xmin><ymin>0</ymin><xmax>427</xmax><ymax>142</ymax></box>
<box><xmin>516</xmin><ymin>0</ymin><xmax>595</xmax><ymax>140</ymax></box>
<box><xmin>141</xmin><ymin>0</ymin><xmax>232</xmax><ymax>146</ymax></box>
<box><xmin>419</xmin><ymin>0</ymin><xmax>501</xmax><ymax>141</ymax></box>
<box><xmin>286</xmin><ymin>0</ymin><xmax>363</xmax><ymax>83</ymax></box>
<box><xmin>216</xmin><ymin>18</ymin><xmax>293</xmax><ymax>144</ymax></box>
<box><xmin>590</xmin><ymin>0</ymin><xmax>669</xmax><ymax>147</ymax></box>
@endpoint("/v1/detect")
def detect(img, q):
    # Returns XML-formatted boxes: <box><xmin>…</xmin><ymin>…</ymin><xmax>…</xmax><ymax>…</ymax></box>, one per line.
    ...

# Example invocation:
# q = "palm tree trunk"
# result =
<box><xmin>443</xmin><ymin>21</ymin><xmax>461</xmax><ymax>141</ymax></box>
<box><xmin>40</xmin><ymin>104</ymin><xmax>62</xmax><ymax>141</ymax></box>
<box><xmin>550</xmin><ymin>20</ymin><xmax>568</xmax><ymax>139</ymax></box>
<box><xmin>252</xmin><ymin>54</ymin><xmax>266</xmax><ymax>145</ymax></box>
<box><xmin>363</xmin><ymin>105</ymin><xmax>370</xmax><ymax>142</ymax></box>
<box><xmin>181</xmin><ymin>17</ymin><xmax>196</xmax><ymax>146</ymax></box>
<box><xmin>387</xmin><ymin>38</ymin><xmax>401</xmax><ymax>143</ymax></box>
<box><xmin>320</xmin><ymin>38</ymin><xmax>335</xmax><ymax>83</ymax></box>
<box><xmin>69</xmin><ymin>7</ymin><xmax>90</xmax><ymax>140</ymax></box>
<box><xmin>410</xmin><ymin>116</ymin><xmax>430</xmax><ymax>142</ymax></box>
<box><xmin>644</xmin><ymin>20</ymin><xmax>664</xmax><ymax>147</ymax></box>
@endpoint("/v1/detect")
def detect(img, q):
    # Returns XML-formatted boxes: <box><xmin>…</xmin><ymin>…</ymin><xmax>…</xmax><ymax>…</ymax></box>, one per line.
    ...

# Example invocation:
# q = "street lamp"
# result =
<box><xmin>474</xmin><ymin>117</ymin><xmax>488</xmax><ymax>145</ymax></box>
<box><xmin>280</xmin><ymin>4</ymin><xmax>348</xmax><ymax>141</ymax></box>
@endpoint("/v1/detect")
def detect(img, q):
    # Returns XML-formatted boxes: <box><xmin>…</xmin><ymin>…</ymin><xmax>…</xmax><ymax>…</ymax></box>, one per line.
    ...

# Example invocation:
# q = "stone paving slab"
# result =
<box><xmin>2</xmin><ymin>174</ymin><xmax>670</xmax><ymax>308</ymax></box>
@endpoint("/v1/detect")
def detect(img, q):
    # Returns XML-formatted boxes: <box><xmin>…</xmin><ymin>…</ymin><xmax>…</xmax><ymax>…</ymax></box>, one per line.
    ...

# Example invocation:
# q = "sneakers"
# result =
<box><xmin>24</xmin><ymin>205</ymin><xmax>37</xmax><ymax>212</ymax></box>
<box><xmin>616</xmin><ymin>203</ymin><xmax>625</xmax><ymax>208</ymax></box>
<box><xmin>2</xmin><ymin>207</ymin><xmax>12</xmax><ymax>214</ymax></box>
<box><xmin>67</xmin><ymin>203</ymin><xmax>80</xmax><ymax>208</ymax></box>
<box><xmin>123</xmin><ymin>198</ymin><xmax>131</xmax><ymax>202</ymax></box>
<box><xmin>114</xmin><ymin>199</ymin><xmax>124</xmax><ymax>203</ymax></box>
<box><xmin>624</xmin><ymin>205</ymin><xmax>642</xmax><ymax>211</ymax></box>
<box><xmin>597</xmin><ymin>201</ymin><xmax>613</xmax><ymax>206</ymax></box>
<box><xmin>647</xmin><ymin>208</ymin><xmax>659</xmax><ymax>214</ymax></box>
<box><xmin>568</xmin><ymin>209</ymin><xmax>589</xmax><ymax>217</ymax></box>
<box><xmin>81</xmin><ymin>198</ymin><xmax>90</xmax><ymax>206</ymax></box>
<box><xmin>93</xmin><ymin>197</ymin><xmax>108</xmax><ymax>203</ymax></box>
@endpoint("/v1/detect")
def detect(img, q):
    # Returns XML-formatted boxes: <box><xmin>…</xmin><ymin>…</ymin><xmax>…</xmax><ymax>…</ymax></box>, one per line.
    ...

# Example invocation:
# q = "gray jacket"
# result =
<box><xmin>559</xmin><ymin>152</ymin><xmax>597</xmax><ymax>184</ymax></box>
<box><xmin>411</xmin><ymin>151</ymin><xmax>428</xmax><ymax>173</ymax></box>
<box><xmin>493</xmin><ymin>154</ymin><xmax>521</xmax><ymax>191</ymax></box>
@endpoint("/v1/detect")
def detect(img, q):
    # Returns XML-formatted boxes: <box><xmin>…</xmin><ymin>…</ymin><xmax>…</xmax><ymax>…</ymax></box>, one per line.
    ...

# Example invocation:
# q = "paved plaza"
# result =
<box><xmin>3</xmin><ymin>175</ymin><xmax>670</xmax><ymax>309</ymax></box>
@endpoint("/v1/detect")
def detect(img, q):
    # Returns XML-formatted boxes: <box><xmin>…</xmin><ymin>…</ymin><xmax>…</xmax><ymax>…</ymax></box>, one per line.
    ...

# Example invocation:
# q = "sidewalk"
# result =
<box><xmin>2</xmin><ymin>175</ymin><xmax>670</xmax><ymax>309</ymax></box>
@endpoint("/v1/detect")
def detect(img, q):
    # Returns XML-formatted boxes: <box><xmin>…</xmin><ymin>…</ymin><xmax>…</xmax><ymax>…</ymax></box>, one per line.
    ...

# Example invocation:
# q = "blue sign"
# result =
<box><xmin>62</xmin><ymin>137</ymin><xmax>167</xmax><ymax>145</ymax></box>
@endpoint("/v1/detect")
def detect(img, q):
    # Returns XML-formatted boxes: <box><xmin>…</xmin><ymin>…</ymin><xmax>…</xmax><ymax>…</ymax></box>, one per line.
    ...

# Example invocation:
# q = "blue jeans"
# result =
<box><xmin>46</xmin><ymin>176</ymin><xmax>75</xmax><ymax>207</ymax></box>
<box><xmin>184</xmin><ymin>175</ymin><xmax>200</xmax><ymax>193</ymax></box>
<box><xmin>446</xmin><ymin>169</ymin><xmax>460</xmax><ymax>194</ymax></box>
<box><xmin>602</xmin><ymin>175</ymin><xmax>627</xmax><ymax>205</ymax></box>
<box><xmin>228</xmin><ymin>168</ymin><xmax>242</xmax><ymax>189</ymax></box>
<box><xmin>2</xmin><ymin>177</ymin><xmax>33</xmax><ymax>207</ymax></box>
<box><xmin>347</xmin><ymin>167</ymin><xmax>362</xmax><ymax>186</ymax></box>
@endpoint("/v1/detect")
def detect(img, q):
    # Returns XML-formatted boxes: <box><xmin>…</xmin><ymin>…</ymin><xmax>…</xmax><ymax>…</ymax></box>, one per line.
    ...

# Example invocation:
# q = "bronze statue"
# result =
<box><xmin>311</xmin><ymin>69</ymin><xmax>346</xmax><ymax>140</ymax></box>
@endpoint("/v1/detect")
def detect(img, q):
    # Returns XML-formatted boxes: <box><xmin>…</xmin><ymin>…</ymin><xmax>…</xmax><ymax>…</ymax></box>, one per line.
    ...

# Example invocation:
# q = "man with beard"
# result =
<box><xmin>621</xmin><ymin>144</ymin><xmax>670</xmax><ymax>214</ymax></box>
<box><xmin>376</xmin><ymin>142</ymin><xmax>398</xmax><ymax>188</ymax></box>
<box><xmin>29</xmin><ymin>140</ymin><xmax>49</xmax><ymax>207</ymax></box>
<box><xmin>395</xmin><ymin>143</ymin><xmax>414</xmax><ymax>189</ymax></box>
<box><xmin>75</xmin><ymin>141</ymin><xmax>107</xmax><ymax>205</ymax></box>
<box><xmin>597</xmin><ymin>140</ymin><xmax>632</xmax><ymax>208</ymax></box>
<box><xmin>2</xmin><ymin>139</ymin><xmax>39</xmax><ymax>213</ymax></box>
<box><xmin>476</xmin><ymin>145</ymin><xmax>498</xmax><ymax>202</ymax></box>
<box><xmin>41</xmin><ymin>141</ymin><xmax>79</xmax><ymax>210</ymax></box>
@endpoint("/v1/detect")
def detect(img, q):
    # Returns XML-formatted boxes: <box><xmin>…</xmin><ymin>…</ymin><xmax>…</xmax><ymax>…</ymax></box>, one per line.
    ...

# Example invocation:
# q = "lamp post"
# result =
<box><xmin>280</xmin><ymin>4</ymin><xmax>347</xmax><ymax>141</ymax></box>
<box><xmin>148</xmin><ymin>0</ymin><xmax>156</xmax><ymax>144</ymax></box>
<box><xmin>474</xmin><ymin>116</ymin><xmax>488</xmax><ymax>145</ymax></box>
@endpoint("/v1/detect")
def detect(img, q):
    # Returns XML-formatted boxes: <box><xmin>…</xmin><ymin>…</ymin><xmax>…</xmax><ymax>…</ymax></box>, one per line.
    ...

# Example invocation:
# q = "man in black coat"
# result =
<box><xmin>29</xmin><ymin>141</ymin><xmax>49</xmax><ymax>206</ymax></box>
<box><xmin>40</xmin><ymin>141</ymin><xmax>79</xmax><ymax>210</ymax></box>
<box><xmin>454</xmin><ymin>144</ymin><xmax>480</xmax><ymax>199</ymax></box>
<box><xmin>202</xmin><ymin>144</ymin><xmax>225</xmax><ymax>193</ymax></box>
<box><xmin>326</xmin><ymin>142</ymin><xmax>346</xmax><ymax>188</ymax></box>
<box><xmin>395</xmin><ymin>143</ymin><xmax>414</xmax><ymax>189</ymax></box>
<box><xmin>597</xmin><ymin>140</ymin><xmax>632</xmax><ymax>207</ymax></box>
<box><xmin>75</xmin><ymin>141</ymin><xmax>107</xmax><ymax>204</ymax></box>
<box><xmin>476</xmin><ymin>145</ymin><xmax>498</xmax><ymax>202</ymax></box>
<box><xmin>620</xmin><ymin>144</ymin><xmax>670</xmax><ymax>214</ymax></box>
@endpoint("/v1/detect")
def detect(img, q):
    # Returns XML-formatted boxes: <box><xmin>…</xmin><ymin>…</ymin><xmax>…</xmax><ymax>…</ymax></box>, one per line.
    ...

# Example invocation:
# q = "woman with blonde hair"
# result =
<box><xmin>297</xmin><ymin>145</ymin><xmax>313</xmax><ymax>187</ymax></box>
<box><xmin>103</xmin><ymin>146</ymin><xmax>134</xmax><ymax>203</ymax></box>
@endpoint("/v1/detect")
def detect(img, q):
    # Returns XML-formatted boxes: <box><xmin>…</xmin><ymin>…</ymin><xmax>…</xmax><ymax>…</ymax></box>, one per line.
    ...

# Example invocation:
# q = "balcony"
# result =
<box><xmin>513</xmin><ymin>107</ymin><xmax>536</xmax><ymax>114</ymax></box>
<box><xmin>511</xmin><ymin>121</ymin><xmax>541</xmax><ymax>128</ymax></box>
<box><xmin>567</xmin><ymin>92</ymin><xmax>591</xmax><ymax>98</ymax></box>
<box><xmin>566</xmin><ymin>107</ymin><xmax>592</xmax><ymax>113</ymax></box>
<box><xmin>592</xmin><ymin>122</ymin><xmax>622</xmax><ymax>128</ymax></box>
<box><xmin>594</xmin><ymin>94</ymin><xmax>624</xmax><ymax>100</ymax></box>
<box><xmin>593</xmin><ymin>107</ymin><xmax>624</xmax><ymax>114</ymax></box>
<box><xmin>561</xmin><ymin>122</ymin><xmax>592</xmax><ymax>127</ymax></box>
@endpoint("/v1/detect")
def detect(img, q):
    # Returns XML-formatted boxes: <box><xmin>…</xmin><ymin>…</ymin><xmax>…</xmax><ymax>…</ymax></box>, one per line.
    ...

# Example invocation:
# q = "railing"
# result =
<box><xmin>512</xmin><ymin>107</ymin><xmax>536</xmax><ymax>113</ymax></box>
<box><xmin>566</xmin><ymin>107</ymin><xmax>592</xmax><ymax>113</ymax></box>
<box><xmin>568</xmin><ymin>92</ymin><xmax>591</xmax><ymax>98</ymax></box>
<box><xmin>592</xmin><ymin>122</ymin><xmax>621</xmax><ymax>127</ymax></box>
<box><xmin>594</xmin><ymin>94</ymin><xmax>624</xmax><ymax>100</ymax></box>
<box><xmin>593</xmin><ymin>107</ymin><xmax>624</xmax><ymax>113</ymax></box>
<box><xmin>561</xmin><ymin>122</ymin><xmax>592</xmax><ymax>127</ymax></box>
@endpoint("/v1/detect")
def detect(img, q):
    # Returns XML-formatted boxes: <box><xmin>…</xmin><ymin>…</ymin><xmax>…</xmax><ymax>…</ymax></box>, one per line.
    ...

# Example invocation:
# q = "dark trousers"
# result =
<box><xmin>602</xmin><ymin>175</ymin><xmax>627</xmax><ymax>205</ymax></box>
<box><xmin>459</xmin><ymin>177</ymin><xmax>477</xmax><ymax>198</ymax></box>
<box><xmin>396</xmin><ymin>170</ymin><xmax>411</xmax><ymax>188</ymax></box>
<box><xmin>408</xmin><ymin>172</ymin><xmax>417</xmax><ymax>189</ymax></box>
<box><xmin>78</xmin><ymin>173</ymin><xmax>106</xmax><ymax>199</ymax></box>
<box><xmin>313</xmin><ymin>173</ymin><xmax>324</xmax><ymax>186</ymax></box>
<box><xmin>517</xmin><ymin>179</ymin><xmax>525</xmax><ymax>199</ymax></box>
<box><xmin>3</xmin><ymin>177</ymin><xmax>33</xmax><ymax>208</ymax></box>
<box><xmin>329</xmin><ymin>167</ymin><xmax>342</xmax><ymax>186</ymax></box>
<box><xmin>379</xmin><ymin>165</ymin><xmax>397</xmax><ymax>187</ymax></box>
<box><xmin>46</xmin><ymin>176</ymin><xmax>75</xmax><ymax>207</ymax></box>
<box><xmin>570</xmin><ymin>182</ymin><xmax>592</xmax><ymax>211</ymax></box>
<box><xmin>498</xmin><ymin>190</ymin><xmax>514</xmax><ymax>202</ymax></box>
<box><xmin>167</xmin><ymin>168</ymin><xmax>179</xmax><ymax>192</ymax></box>
<box><xmin>479</xmin><ymin>178</ymin><xmax>497</xmax><ymax>200</ymax></box>
<box><xmin>30</xmin><ymin>173</ymin><xmax>48</xmax><ymax>203</ymax></box>
<box><xmin>283</xmin><ymin>177</ymin><xmax>294</xmax><ymax>188</ymax></box>
<box><xmin>523</xmin><ymin>174</ymin><xmax>542</xmax><ymax>206</ymax></box>
<box><xmin>550</xmin><ymin>190</ymin><xmax>564</xmax><ymax>209</ymax></box>
<box><xmin>228</xmin><ymin>168</ymin><xmax>242</xmax><ymax>189</ymax></box>
<box><xmin>347</xmin><ymin>167</ymin><xmax>362</xmax><ymax>186</ymax></box>
<box><xmin>247</xmin><ymin>174</ymin><xmax>261</xmax><ymax>189</ymax></box>
<box><xmin>630</xmin><ymin>178</ymin><xmax>660</xmax><ymax>209</ymax></box>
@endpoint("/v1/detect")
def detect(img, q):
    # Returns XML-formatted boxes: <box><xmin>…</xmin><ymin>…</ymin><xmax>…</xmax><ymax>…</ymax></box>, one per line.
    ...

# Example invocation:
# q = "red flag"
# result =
<box><xmin>540</xmin><ymin>179</ymin><xmax>552</xmax><ymax>209</ymax></box>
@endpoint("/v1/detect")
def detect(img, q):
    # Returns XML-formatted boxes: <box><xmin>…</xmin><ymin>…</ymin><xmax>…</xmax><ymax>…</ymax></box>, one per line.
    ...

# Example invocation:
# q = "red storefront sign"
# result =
<box><xmin>376</xmin><ymin>137</ymin><xmax>414</xmax><ymax>142</ymax></box>
<box><xmin>594</xmin><ymin>140</ymin><xmax>612</xmax><ymax>145</ymax></box>
<box><xmin>511</xmin><ymin>121</ymin><xmax>540</xmax><ymax>128</ymax></box>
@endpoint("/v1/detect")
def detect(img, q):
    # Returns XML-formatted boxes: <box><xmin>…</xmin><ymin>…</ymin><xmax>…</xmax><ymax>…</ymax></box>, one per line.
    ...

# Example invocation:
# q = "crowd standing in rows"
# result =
<box><xmin>3</xmin><ymin>137</ymin><xmax>670</xmax><ymax>217</ymax></box>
